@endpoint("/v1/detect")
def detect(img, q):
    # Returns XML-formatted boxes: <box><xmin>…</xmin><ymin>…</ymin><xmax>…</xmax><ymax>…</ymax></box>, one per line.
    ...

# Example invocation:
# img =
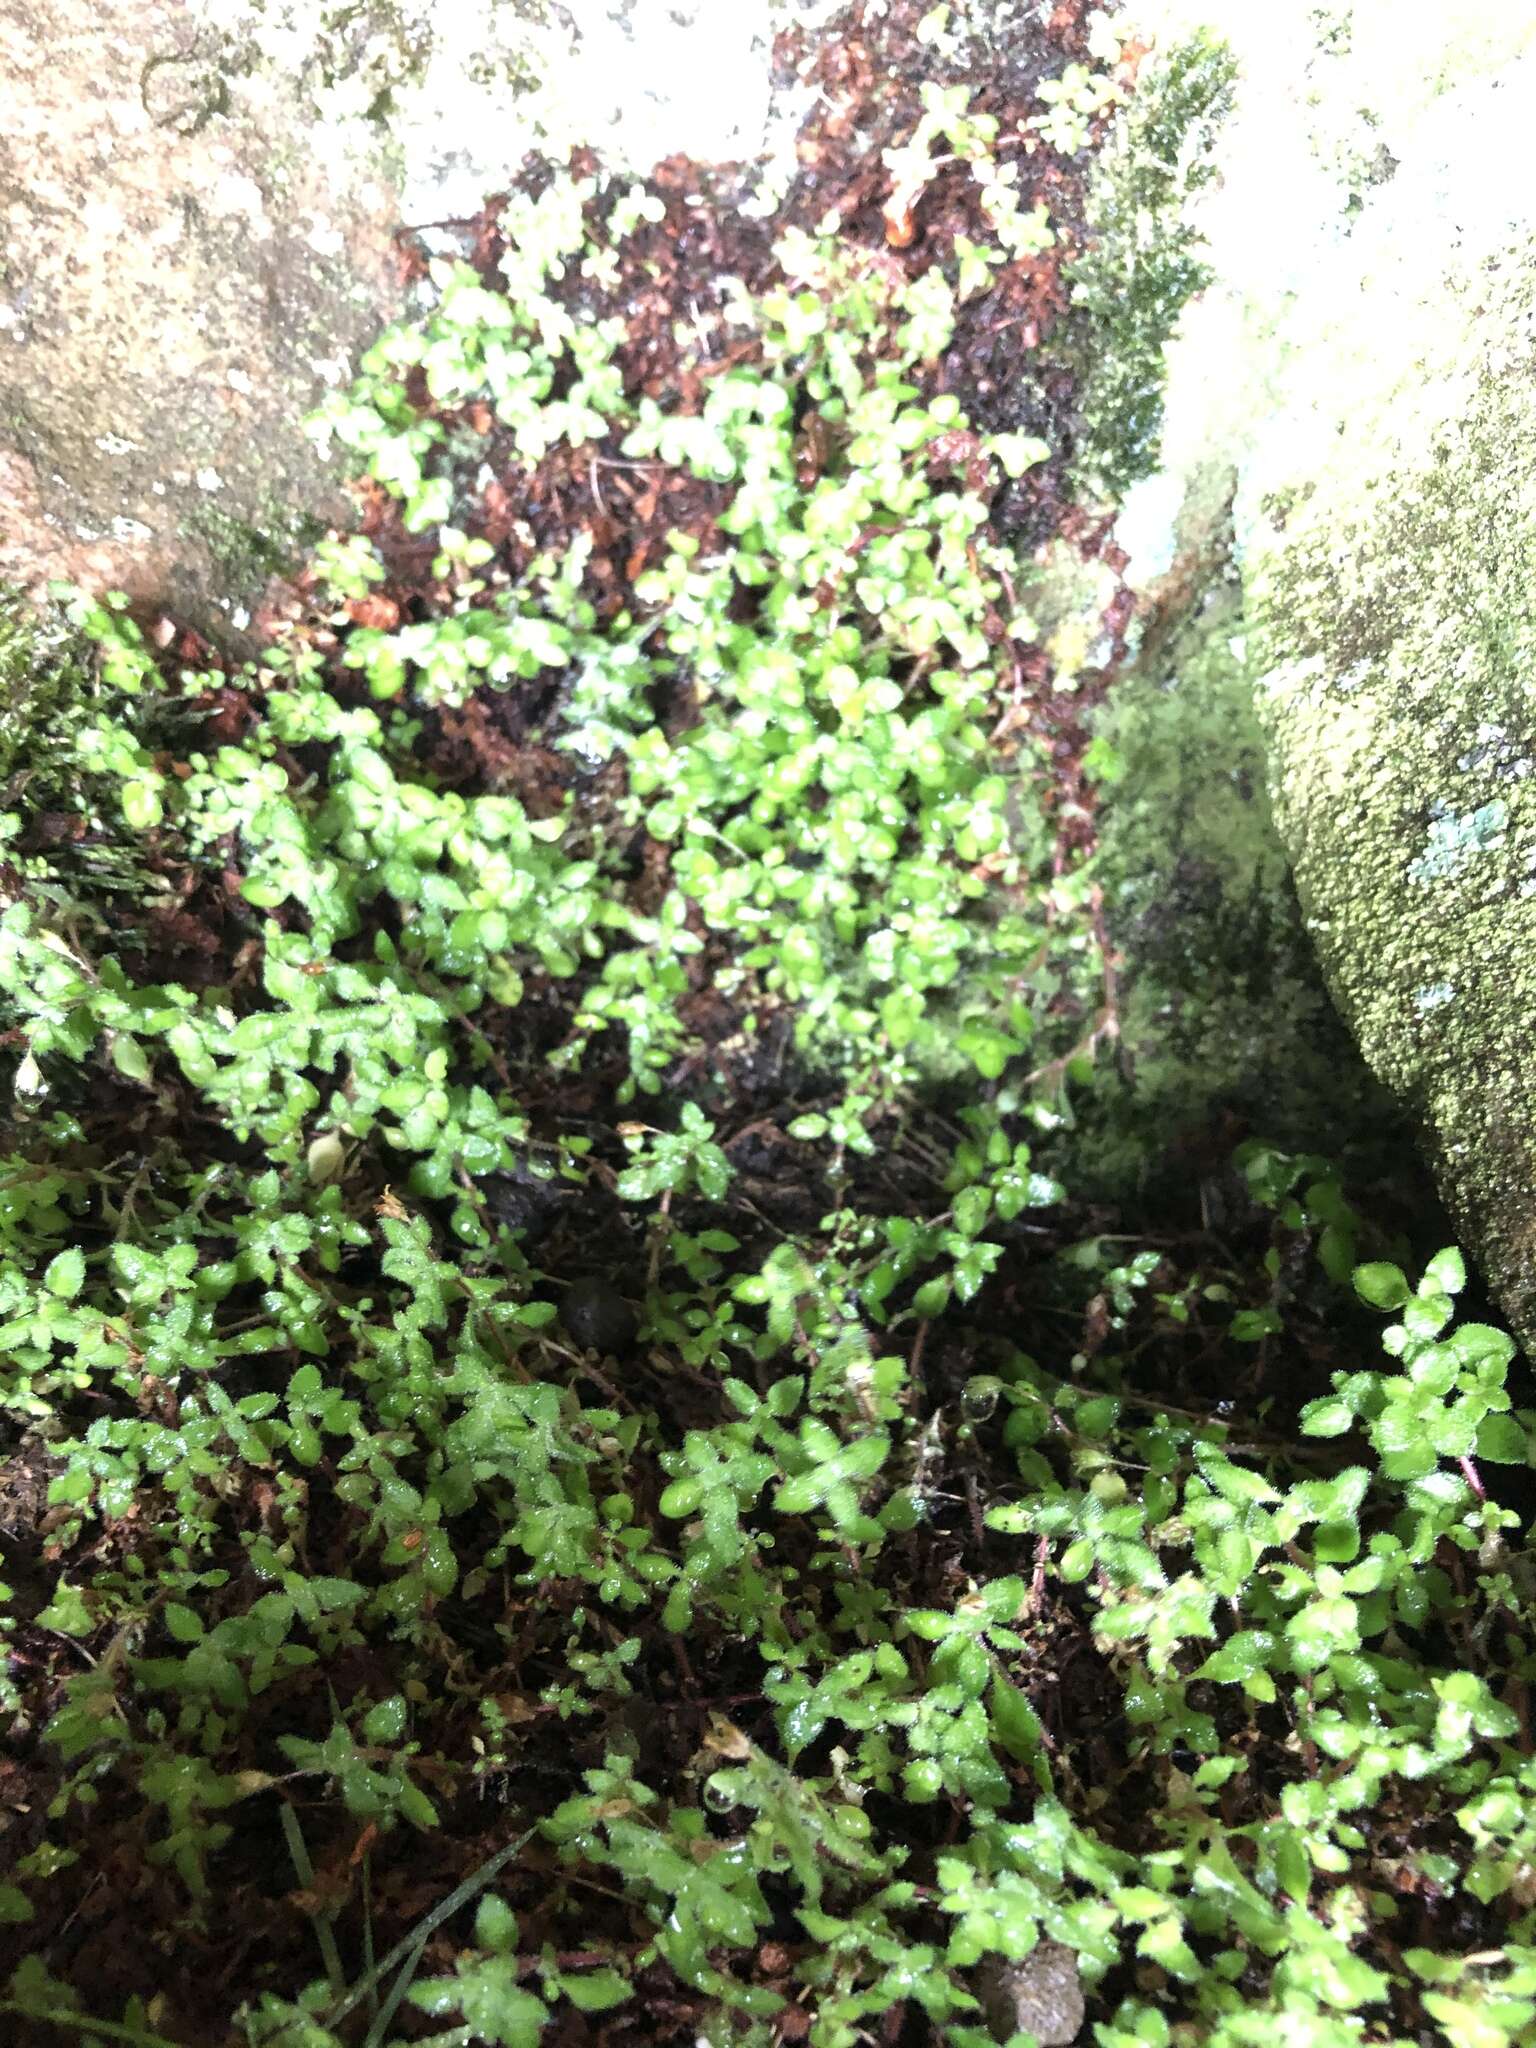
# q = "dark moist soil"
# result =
<box><xmin>0</xmin><ymin>2</ymin><xmax>1460</xmax><ymax>2042</ymax></box>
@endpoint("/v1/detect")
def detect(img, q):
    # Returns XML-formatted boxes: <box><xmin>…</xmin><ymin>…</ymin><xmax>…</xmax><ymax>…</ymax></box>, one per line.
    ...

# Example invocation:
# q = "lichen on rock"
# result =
<box><xmin>1245</xmin><ymin>213</ymin><xmax>1536</xmax><ymax>1346</ymax></box>
<box><xmin>1073</xmin><ymin>4</ymin><xmax>1536</xmax><ymax>1336</ymax></box>
<box><xmin>1083</xmin><ymin>562</ymin><xmax>1401</xmax><ymax>1203</ymax></box>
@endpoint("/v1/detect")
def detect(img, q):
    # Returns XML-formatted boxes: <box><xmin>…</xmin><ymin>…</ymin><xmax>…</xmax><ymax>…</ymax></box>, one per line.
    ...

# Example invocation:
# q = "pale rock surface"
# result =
<box><xmin>0</xmin><ymin>0</ymin><xmax>792</xmax><ymax>640</ymax></box>
<box><xmin>1111</xmin><ymin>0</ymin><xmax>1536</xmax><ymax>1336</ymax></box>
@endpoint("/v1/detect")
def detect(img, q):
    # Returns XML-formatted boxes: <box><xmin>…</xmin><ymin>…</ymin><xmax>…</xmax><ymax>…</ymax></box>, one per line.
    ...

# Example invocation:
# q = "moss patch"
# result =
<box><xmin>182</xmin><ymin>497</ymin><xmax>326</xmax><ymax>602</ymax></box>
<box><xmin>1247</xmin><ymin>226</ymin><xmax>1536</xmax><ymax>1345</ymax></box>
<box><xmin>1075</xmin><ymin>564</ymin><xmax>1403</xmax><ymax>1204</ymax></box>
<box><xmin>0</xmin><ymin>591</ymin><xmax>94</xmax><ymax>786</ymax></box>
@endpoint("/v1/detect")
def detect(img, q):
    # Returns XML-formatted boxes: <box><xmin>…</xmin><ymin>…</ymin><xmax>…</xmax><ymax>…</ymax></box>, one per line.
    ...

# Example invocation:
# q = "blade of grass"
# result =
<box><xmin>280</xmin><ymin>1799</ymin><xmax>347</xmax><ymax>1999</ymax></box>
<box><xmin>361</xmin><ymin>1934</ymin><xmax>428</xmax><ymax>2048</ymax></box>
<box><xmin>0</xmin><ymin>2006</ymin><xmax>186</xmax><ymax>2048</ymax></box>
<box><xmin>361</xmin><ymin>1845</ymin><xmax>378</xmax><ymax>2022</ymax></box>
<box><xmin>320</xmin><ymin>1823</ymin><xmax>537</xmax><ymax>2031</ymax></box>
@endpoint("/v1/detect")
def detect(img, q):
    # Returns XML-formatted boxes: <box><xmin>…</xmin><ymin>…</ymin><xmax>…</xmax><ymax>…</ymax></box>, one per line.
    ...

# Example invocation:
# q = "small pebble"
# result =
<box><xmin>560</xmin><ymin>1276</ymin><xmax>638</xmax><ymax>1355</ymax></box>
<box><xmin>978</xmin><ymin>1942</ymin><xmax>1084</xmax><ymax>2046</ymax></box>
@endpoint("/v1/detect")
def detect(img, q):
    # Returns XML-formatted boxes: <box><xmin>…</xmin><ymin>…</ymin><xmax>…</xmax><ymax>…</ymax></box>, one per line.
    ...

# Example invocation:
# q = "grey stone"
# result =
<box><xmin>0</xmin><ymin>0</ymin><xmax>406</xmax><ymax>641</ymax></box>
<box><xmin>0</xmin><ymin>0</ymin><xmax>792</xmax><ymax>644</ymax></box>
<box><xmin>1109</xmin><ymin>2</ymin><xmax>1536</xmax><ymax>1338</ymax></box>
<box><xmin>977</xmin><ymin>1940</ymin><xmax>1085</xmax><ymax>2045</ymax></box>
<box><xmin>1243</xmin><ymin>86</ymin><xmax>1536</xmax><ymax>1344</ymax></box>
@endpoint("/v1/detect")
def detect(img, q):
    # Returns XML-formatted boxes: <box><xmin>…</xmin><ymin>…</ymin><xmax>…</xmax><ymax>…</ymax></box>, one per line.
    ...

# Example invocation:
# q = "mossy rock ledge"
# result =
<box><xmin>1237</xmin><ymin>49</ymin><xmax>1536</xmax><ymax>1348</ymax></box>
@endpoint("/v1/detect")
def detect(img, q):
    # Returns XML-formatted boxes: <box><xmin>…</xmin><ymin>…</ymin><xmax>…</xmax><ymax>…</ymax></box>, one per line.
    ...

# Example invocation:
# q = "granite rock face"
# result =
<box><xmin>0</xmin><ymin>0</ymin><xmax>403</xmax><ymax>640</ymax></box>
<box><xmin>0</xmin><ymin>0</ymin><xmax>788</xmax><ymax>643</ymax></box>
<box><xmin>1242</xmin><ymin>65</ymin><xmax>1536</xmax><ymax>1345</ymax></box>
<box><xmin>1113</xmin><ymin>1</ymin><xmax>1536</xmax><ymax>1341</ymax></box>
